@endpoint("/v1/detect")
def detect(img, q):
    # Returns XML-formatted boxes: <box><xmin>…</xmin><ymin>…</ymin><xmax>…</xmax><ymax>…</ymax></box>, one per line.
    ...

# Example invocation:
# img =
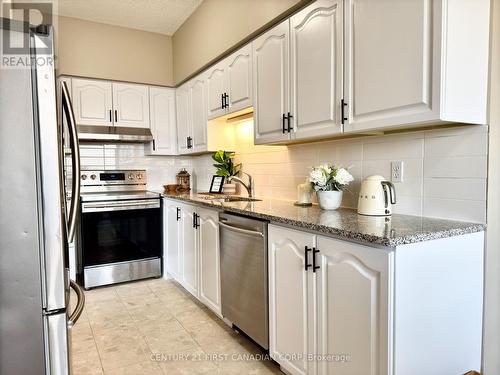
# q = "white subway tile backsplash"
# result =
<box><xmin>88</xmin><ymin>122</ymin><xmax>487</xmax><ymax>223</ymax></box>
<box><xmin>424</xmin><ymin>178</ymin><xmax>487</xmax><ymax>201</ymax></box>
<box><xmin>423</xmin><ymin>198</ymin><xmax>486</xmax><ymax>223</ymax></box>
<box><xmin>424</xmin><ymin>156</ymin><xmax>487</xmax><ymax>178</ymax></box>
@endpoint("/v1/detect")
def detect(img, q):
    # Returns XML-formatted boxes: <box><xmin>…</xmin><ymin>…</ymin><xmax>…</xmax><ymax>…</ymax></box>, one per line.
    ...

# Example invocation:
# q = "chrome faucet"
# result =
<box><xmin>228</xmin><ymin>172</ymin><xmax>253</xmax><ymax>197</ymax></box>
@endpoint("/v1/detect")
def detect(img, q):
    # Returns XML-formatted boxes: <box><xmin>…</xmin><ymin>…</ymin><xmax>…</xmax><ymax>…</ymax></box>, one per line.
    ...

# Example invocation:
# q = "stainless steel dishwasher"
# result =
<box><xmin>219</xmin><ymin>212</ymin><xmax>269</xmax><ymax>349</ymax></box>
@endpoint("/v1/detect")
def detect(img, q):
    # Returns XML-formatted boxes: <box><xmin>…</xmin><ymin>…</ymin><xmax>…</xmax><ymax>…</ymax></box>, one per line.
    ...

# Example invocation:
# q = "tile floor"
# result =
<box><xmin>70</xmin><ymin>277</ymin><xmax>283</xmax><ymax>375</ymax></box>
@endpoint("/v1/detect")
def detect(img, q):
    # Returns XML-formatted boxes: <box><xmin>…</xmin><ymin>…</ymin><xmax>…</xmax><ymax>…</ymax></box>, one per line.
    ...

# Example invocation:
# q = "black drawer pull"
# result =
<box><xmin>282</xmin><ymin>113</ymin><xmax>286</xmax><ymax>134</ymax></box>
<box><xmin>304</xmin><ymin>246</ymin><xmax>312</xmax><ymax>271</ymax></box>
<box><xmin>313</xmin><ymin>248</ymin><xmax>320</xmax><ymax>272</ymax></box>
<box><xmin>287</xmin><ymin>112</ymin><xmax>293</xmax><ymax>132</ymax></box>
<box><xmin>176</xmin><ymin>207</ymin><xmax>180</xmax><ymax>221</ymax></box>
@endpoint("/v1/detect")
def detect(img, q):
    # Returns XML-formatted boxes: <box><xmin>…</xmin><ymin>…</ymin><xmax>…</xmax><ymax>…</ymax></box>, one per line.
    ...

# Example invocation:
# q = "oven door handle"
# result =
<box><xmin>61</xmin><ymin>81</ymin><xmax>81</xmax><ymax>242</ymax></box>
<box><xmin>82</xmin><ymin>199</ymin><xmax>160</xmax><ymax>213</ymax></box>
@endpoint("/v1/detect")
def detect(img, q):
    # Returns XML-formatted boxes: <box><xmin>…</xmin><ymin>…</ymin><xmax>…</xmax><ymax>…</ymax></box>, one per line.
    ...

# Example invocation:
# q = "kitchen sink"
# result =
<box><xmin>198</xmin><ymin>195</ymin><xmax>261</xmax><ymax>202</ymax></box>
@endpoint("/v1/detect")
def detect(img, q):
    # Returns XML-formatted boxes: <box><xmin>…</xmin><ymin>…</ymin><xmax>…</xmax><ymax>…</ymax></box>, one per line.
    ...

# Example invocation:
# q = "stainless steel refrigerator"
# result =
<box><xmin>0</xmin><ymin>19</ymin><xmax>84</xmax><ymax>374</ymax></box>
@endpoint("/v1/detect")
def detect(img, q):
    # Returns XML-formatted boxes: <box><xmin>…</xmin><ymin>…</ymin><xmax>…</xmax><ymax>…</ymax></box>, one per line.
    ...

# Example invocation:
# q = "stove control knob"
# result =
<box><xmin>90</xmin><ymin>174</ymin><xmax>96</xmax><ymax>180</ymax></box>
<box><xmin>128</xmin><ymin>173</ymin><xmax>134</xmax><ymax>180</ymax></box>
<box><xmin>137</xmin><ymin>173</ymin><xmax>142</xmax><ymax>180</ymax></box>
<box><xmin>81</xmin><ymin>174</ymin><xmax>87</xmax><ymax>180</ymax></box>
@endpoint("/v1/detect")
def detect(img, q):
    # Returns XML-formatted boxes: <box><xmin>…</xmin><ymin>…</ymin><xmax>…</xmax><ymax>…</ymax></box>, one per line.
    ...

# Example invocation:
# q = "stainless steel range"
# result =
<box><xmin>79</xmin><ymin>170</ymin><xmax>162</xmax><ymax>289</ymax></box>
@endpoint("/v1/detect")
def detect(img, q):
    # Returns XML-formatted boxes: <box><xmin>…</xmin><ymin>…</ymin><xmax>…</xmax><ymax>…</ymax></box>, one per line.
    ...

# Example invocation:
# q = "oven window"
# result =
<box><xmin>81</xmin><ymin>207</ymin><xmax>162</xmax><ymax>267</ymax></box>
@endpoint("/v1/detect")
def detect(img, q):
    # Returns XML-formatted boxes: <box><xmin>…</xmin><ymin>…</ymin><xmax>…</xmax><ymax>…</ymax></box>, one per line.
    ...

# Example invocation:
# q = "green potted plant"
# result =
<box><xmin>212</xmin><ymin>150</ymin><xmax>241</xmax><ymax>194</ymax></box>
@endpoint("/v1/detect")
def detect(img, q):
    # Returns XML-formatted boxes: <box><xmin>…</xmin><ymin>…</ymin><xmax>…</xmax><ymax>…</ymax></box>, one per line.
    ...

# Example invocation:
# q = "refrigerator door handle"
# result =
<box><xmin>67</xmin><ymin>280</ymin><xmax>85</xmax><ymax>328</ymax></box>
<box><xmin>61</xmin><ymin>81</ymin><xmax>80</xmax><ymax>242</ymax></box>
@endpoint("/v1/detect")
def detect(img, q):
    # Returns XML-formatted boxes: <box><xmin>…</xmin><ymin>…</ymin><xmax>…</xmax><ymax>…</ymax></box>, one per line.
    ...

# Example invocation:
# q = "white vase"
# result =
<box><xmin>317</xmin><ymin>190</ymin><xmax>343</xmax><ymax>210</ymax></box>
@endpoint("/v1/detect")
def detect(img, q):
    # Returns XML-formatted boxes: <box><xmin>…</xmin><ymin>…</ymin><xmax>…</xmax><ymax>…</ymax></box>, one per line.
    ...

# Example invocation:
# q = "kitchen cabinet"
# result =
<box><xmin>180</xmin><ymin>203</ymin><xmax>198</xmax><ymax>297</ymax></box>
<box><xmin>343</xmin><ymin>0</ymin><xmax>489</xmax><ymax>132</ymax></box>
<box><xmin>269</xmin><ymin>224</ymin><xmax>484</xmax><ymax>375</ymax></box>
<box><xmin>268</xmin><ymin>225</ymin><xmax>314</xmax><ymax>375</ymax></box>
<box><xmin>175</xmin><ymin>77</ymin><xmax>210</xmax><ymax>155</ymax></box>
<box><xmin>190</xmin><ymin>77</ymin><xmax>208</xmax><ymax>153</ymax></box>
<box><xmin>206</xmin><ymin>43</ymin><xmax>253</xmax><ymax>121</ymax></box>
<box><xmin>147</xmin><ymin>87</ymin><xmax>177</xmax><ymax>155</ymax></box>
<box><xmin>112</xmin><ymin>83</ymin><xmax>150</xmax><ymax>128</ymax></box>
<box><xmin>206</xmin><ymin>60</ymin><xmax>227</xmax><ymax>120</ymax></box>
<box><xmin>164</xmin><ymin>199</ymin><xmax>181</xmax><ymax>280</ymax></box>
<box><xmin>163</xmin><ymin>199</ymin><xmax>221</xmax><ymax>315</ymax></box>
<box><xmin>290</xmin><ymin>0</ymin><xmax>343</xmax><ymax>139</ymax></box>
<box><xmin>71</xmin><ymin>78</ymin><xmax>113</xmax><ymax>127</ymax></box>
<box><xmin>198</xmin><ymin>207</ymin><xmax>221</xmax><ymax>315</ymax></box>
<box><xmin>315</xmin><ymin>236</ymin><xmax>390</xmax><ymax>375</ymax></box>
<box><xmin>176</xmin><ymin>83</ymin><xmax>191</xmax><ymax>154</ymax></box>
<box><xmin>253</xmin><ymin>20</ymin><xmax>290</xmax><ymax>144</ymax></box>
<box><xmin>226</xmin><ymin>44</ymin><xmax>253</xmax><ymax>114</ymax></box>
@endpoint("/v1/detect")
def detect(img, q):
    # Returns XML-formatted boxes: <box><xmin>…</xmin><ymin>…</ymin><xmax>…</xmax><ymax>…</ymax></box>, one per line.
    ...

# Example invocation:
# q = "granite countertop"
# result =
<box><xmin>159</xmin><ymin>191</ymin><xmax>485</xmax><ymax>247</ymax></box>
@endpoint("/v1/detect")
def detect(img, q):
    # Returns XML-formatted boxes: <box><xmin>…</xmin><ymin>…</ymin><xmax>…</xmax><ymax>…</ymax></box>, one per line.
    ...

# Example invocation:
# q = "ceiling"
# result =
<box><xmin>56</xmin><ymin>0</ymin><xmax>203</xmax><ymax>35</ymax></box>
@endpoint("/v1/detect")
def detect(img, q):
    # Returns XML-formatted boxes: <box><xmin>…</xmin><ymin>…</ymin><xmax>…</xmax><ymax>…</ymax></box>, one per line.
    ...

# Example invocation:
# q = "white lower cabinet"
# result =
<box><xmin>180</xmin><ymin>203</ymin><xmax>198</xmax><ymax>297</ymax></box>
<box><xmin>269</xmin><ymin>224</ymin><xmax>484</xmax><ymax>375</ymax></box>
<box><xmin>268</xmin><ymin>225</ymin><xmax>314</xmax><ymax>375</ymax></box>
<box><xmin>198</xmin><ymin>207</ymin><xmax>221</xmax><ymax>315</ymax></box>
<box><xmin>163</xmin><ymin>199</ymin><xmax>221</xmax><ymax>315</ymax></box>
<box><xmin>164</xmin><ymin>200</ymin><xmax>181</xmax><ymax>280</ymax></box>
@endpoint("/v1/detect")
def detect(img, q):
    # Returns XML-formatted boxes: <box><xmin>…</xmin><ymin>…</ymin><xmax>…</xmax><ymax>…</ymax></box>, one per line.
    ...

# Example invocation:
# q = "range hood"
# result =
<box><xmin>77</xmin><ymin>125</ymin><xmax>153</xmax><ymax>142</ymax></box>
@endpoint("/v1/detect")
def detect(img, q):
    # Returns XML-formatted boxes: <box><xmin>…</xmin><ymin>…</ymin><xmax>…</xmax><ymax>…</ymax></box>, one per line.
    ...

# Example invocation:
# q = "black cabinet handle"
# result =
<box><xmin>187</xmin><ymin>136</ymin><xmax>192</xmax><ymax>149</ymax></box>
<box><xmin>287</xmin><ymin>112</ymin><xmax>293</xmax><ymax>132</ymax></box>
<box><xmin>224</xmin><ymin>93</ymin><xmax>229</xmax><ymax>109</ymax></box>
<box><xmin>341</xmin><ymin>99</ymin><xmax>348</xmax><ymax>125</ymax></box>
<box><xmin>176</xmin><ymin>207</ymin><xmax>180</xmax><ymax>221</ymax></box>
<box><xmin>114</xmin><ymin>109</ymin><xmax>118</xmax><ymax>122</ymax></box>
<box><xmin>193</xmin><ymin>213</ymin><xmax>196</xmax><ymax>228</ymax></box>
<box><xmin>313</xmin><ymin>248</ymin><xmax>320</xmax><ymax>272</ymax></box>
<box><xmin>195</xmin><ymin>213</ymin><xmax>200</xmax><ymax>229</ymax></box>
<box><xmin>282</xmin><ymin>113</ymin><xmax>286</xmax><ymax>134</ymax></box>
<box><xmin>109</xmin><ymin>110</ymin><xmax>112</xmax><ymax>123</ymax></box>
<box><xmin>304</xmin><ymin>246</ymin><xmax>312</xmax><ymax>271</ymax></box>
<box><xmin>221</xmin><ymin>93</ymin><xmax>224</xmax><ymax>109</ymax></box>
<box><xmin>152</xmin><ymin>139</ymin><xmax>156</xmax><ymax>151</ymax></box>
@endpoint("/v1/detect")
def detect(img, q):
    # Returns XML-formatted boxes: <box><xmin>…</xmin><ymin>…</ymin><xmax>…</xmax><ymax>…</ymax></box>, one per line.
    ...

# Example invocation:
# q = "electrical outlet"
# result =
<box><xmin>391</xmin><ymin>161</ymin><xmax>404</xmax><ymax>183</ymax></box>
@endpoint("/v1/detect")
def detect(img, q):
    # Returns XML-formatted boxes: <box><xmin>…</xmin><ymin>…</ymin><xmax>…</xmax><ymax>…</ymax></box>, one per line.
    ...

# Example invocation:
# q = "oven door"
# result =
<box><xmin>80</xmin><ymin>198</ymin><xmax>162</xmax><ymax>288</ymax></box>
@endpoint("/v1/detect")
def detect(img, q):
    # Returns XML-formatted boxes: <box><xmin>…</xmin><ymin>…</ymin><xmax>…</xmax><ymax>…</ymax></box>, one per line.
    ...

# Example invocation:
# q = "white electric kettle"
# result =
<box><xmin>357</xmin><ymin>175</ymin><xmax>396</xmax><ymax>216</ymax></box>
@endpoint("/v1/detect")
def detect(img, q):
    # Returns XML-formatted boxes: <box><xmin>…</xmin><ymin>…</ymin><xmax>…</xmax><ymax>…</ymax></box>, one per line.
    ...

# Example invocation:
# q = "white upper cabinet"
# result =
<box><xmin>315</xmin><ymin>236</ymin><xmax>392</xmax><ymax>375</ymax></box>
<box><xmin>71</xmin><ymin>78</ymin><xmax>113</xmax><ymax>126</ymax></box>
<box><xmin>176</xmin><ymin>83</ymin><xmax>192</xmax><ymax>154</ymax></box>
<box><xmin>226</xmin><ymin>43</ymin><xmax>253</xmax><ymax>114</ymax></box>
<box><xmin>290</xmin><ymin>0</ymin><xmax>343</xmax><ymax>140</ymax></box>
<box><xmin>147</xmin><ymin>87</ymin><xmax>177</xmax><ymax>155</ymax></box>
<box><xmin>344</xmin><ymin>0</ymin><xmax>490</xmax><ymax>132</ymax></box>
<box><xmin>253</xmin><ymin>20</ymin><xmax>290</xmax><ymax>144</ymax></box>
<box><xmin>190</xmin><ymin>77</ymin><xmax>208</xmax><ymax>153</ymax></box>
<box><xmin>112</xmin><ymin>83</ymin><xmax>150</xmax><ymax>128</ymax></box>
<box><xmin>206</xmin><ymin>60</ymin><xmax>227</xmax><ymax>120</ymax></box>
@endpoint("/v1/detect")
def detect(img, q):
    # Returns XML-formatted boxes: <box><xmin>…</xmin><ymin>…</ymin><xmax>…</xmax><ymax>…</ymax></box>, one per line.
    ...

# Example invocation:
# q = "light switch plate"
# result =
<box><xmin>391</xmin><ymin>161</ymin><xmax>404</xmax><ymax>183</ymax></box>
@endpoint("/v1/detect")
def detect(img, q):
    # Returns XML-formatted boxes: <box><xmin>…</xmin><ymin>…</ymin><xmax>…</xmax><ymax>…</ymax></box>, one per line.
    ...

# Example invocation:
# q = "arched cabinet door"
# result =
<box><xmin>226</xmin><ymin>43</ymin><xmax>252</xmax><ymax>113</ymax></box>
<box><xmin>71</xmin><ymin>78</ymin><xmax>113</xmax><ymax>126</ymax></box>
<box><xmin>315</xmin><ymin>236</ymin><xmax>393</xmax><ymax>375</ymax></box>
<box><xmin>252</xmin><ymin>19</ymin><xmax>290</xmax><ymax>144</ymax></box>
<box><xmin>112</xmin><ymin>83</ymin><xmax>150</xmax><ymax>128</ymax></box>
<box><xmin>190</xmin><ymin>78</ymin><xmax>208</xmax><ymax>152</ymax></box>
<box><xmin>268</xmin><ymin>225</ymin><xmax>314</xmax><ymax>375</ymax></box>
<box><xmin>164</xmin><ymin>199</ymin><xmax>181</xmax><ymax>281</ymax></box>
<box><xmin>205</xmin><ymin>61</ymin><xmax>227</xmax><ymax>120</ymax></box>
<box><xmin>180</xmin><ymin>204</ymin><xmax>198</xmax><ymax>298</ymax></box>
<box><xmin>290</xmin><ymin>0</ymin><xmax>343</xmax><ymax>140</ymax></box>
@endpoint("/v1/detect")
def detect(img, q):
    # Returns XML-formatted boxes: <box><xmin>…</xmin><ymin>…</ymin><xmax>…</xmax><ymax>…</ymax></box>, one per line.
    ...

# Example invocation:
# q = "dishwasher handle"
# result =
<box><xmin>219</xmin><ymin>220</ymin><xmax>264</xmax><ymax>237</ymax></box>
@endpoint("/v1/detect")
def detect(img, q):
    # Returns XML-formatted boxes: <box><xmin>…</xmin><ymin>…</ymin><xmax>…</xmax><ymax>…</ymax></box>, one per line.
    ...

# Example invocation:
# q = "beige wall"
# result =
<box><xmin>172</xmin><ymin>0</ymin><xmax>305</xmax><ymax>84</ymax></box>
<box><xmin>56</xmin><ymin>16</ymin><xmax>174</xmax><ymax>86</ymax></box>
<box><xmin>483</xmin><ymin>0</ymin><xmax>500</xmax><ymax>373</ymax></box>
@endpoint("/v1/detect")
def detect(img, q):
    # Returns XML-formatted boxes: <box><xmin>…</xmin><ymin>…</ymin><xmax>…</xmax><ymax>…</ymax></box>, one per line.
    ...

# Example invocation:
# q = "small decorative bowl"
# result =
<box><xmin>164</xmin><ymin>184</ymin><xmax>178</xmax><ymax>192</ymax></box>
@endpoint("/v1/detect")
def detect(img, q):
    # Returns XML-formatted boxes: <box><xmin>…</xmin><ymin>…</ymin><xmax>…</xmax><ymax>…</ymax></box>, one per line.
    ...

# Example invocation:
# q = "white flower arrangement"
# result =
<box><xmin>309</xmin><ymin>164</ymin><xmax>354</xmax><ymax>192</ymax></box>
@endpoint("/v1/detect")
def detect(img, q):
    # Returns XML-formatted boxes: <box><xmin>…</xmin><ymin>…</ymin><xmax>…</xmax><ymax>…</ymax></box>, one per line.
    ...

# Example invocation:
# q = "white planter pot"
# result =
<box><xmin>317</xmin><ymin>190</ymin><xmax>343</xmax><ymax>210</ymax></box>
<box><xmin>223</xmin><ymin>183</ymin><xmax>237</xmax><ymax>194</ymax></box>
